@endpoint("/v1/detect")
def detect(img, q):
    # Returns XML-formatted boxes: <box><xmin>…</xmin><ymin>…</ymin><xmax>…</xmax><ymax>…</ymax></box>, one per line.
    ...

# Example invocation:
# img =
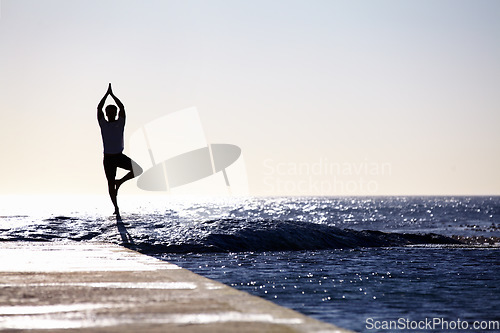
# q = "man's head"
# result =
<box><xmin>105</xmin><ymin>105</ymin><xmax>118</xmax><ymax>121</ymax></box>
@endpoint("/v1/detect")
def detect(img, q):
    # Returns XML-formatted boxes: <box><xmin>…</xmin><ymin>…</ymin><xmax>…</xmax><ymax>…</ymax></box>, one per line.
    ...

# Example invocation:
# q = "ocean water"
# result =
<box><xmin>1</xmin><ymin>195</ymin><xmax>499</xmax><ymax>332</ymax></box>
<box><xmin>163</xmin><ymin>248</ymin><xmax>499</xmax><ymax>332</ymax></box>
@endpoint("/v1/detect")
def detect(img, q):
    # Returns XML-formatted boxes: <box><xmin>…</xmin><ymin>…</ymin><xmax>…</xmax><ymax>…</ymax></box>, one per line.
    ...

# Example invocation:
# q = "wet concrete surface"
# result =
<box><xmin>0</xmin><ymin>242</ymin><xmax>352</xmax><ymax>332</ymax></box>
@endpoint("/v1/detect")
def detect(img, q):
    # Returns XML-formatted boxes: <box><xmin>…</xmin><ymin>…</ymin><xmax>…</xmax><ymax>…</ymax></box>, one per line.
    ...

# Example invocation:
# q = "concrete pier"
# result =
<box><xmin>0</xmin><ymin>242</ymin><xmax>352</xmax><ymax>332</ymax></box>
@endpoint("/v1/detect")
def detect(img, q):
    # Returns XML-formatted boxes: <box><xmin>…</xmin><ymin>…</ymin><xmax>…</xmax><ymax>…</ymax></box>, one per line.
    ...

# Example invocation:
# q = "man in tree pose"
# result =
<box><xmin>97</xmin><ymin>83</ymin><xmax>142</xmax><ymax>215</ymax></box>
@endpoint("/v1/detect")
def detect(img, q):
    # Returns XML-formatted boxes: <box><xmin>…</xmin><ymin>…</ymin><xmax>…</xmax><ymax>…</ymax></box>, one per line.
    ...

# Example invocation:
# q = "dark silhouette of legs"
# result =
<box><xmin>104</xmin><ymin>154</ymin><xmax>143</xmax><ymax>214</ymax></box>
<box><xmin>107</xmin><ymin>180</ymin><xmax>119</xmax><ymax>214</ymax></box>
<box><xmin>116</xmin><ymin>158</ymin><xmax>142</xmax><ymax>193</ymax></box>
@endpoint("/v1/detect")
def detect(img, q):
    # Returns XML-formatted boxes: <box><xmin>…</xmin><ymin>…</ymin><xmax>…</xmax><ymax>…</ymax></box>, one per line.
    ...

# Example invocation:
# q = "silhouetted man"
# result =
<box><xmin>97</xmin><ymin>83</ymin><xmax>142</xmax><ymax>215</ymax></box>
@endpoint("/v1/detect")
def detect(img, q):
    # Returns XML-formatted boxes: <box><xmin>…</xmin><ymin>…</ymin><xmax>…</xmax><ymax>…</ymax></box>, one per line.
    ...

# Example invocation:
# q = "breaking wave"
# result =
<box><xmin>0</xmin><ymin>216</ymin><xmax>474</xmax><ymax>254</ymax></box>
<box><xmin>1</xmin><ymin>196</ymin><xmax>498</xmax><ymax>253</ymax></box>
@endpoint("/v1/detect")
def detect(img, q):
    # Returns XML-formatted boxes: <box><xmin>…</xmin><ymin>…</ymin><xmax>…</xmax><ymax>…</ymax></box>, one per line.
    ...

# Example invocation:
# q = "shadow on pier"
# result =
<box><xmin>116</xmin><ymin>215</ymin><xmax>134</xmax><ymax>246</ymax></box>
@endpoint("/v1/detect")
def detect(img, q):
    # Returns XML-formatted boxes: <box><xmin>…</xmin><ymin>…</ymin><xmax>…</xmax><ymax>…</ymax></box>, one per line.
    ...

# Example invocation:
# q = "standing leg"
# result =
<box><xmin>107</xmin><ymin>180</ymin><xmax>119</xmax><ymax>215</ymax></box>
<box><xmin>104</xmin><ymin>156</ymin><xmax>120</xmax><ymax>215</ymax></box>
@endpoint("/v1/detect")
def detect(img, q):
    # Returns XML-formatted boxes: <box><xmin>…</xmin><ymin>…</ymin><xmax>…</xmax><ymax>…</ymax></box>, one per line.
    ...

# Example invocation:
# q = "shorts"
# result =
<box><xmin>103</xmin><ymin>153</ymin><xmax>134</xmax><ymax>181</ymax></box>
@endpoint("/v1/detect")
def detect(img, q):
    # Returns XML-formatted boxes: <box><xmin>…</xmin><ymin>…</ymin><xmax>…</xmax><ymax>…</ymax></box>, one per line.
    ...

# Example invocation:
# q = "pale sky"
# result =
<box><xmin>0</xmin><ymin>0</ymin><xmax>499</xmax><ymax>196</ymax></box>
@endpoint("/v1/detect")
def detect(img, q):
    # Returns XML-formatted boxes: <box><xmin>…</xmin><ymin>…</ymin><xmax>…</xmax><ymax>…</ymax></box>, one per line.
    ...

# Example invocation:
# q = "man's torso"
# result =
<box><xmin>99</xmin><ymin>117</ymin><xmax>125</xmax><ymax>154</ymax></box>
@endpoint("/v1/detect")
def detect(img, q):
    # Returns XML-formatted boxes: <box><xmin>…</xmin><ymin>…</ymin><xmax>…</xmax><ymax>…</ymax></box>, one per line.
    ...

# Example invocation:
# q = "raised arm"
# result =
<box><xmin>97</xmin><ymin>83</ymin><xmax>112</xmax><ymax>121</ymax></box>
<box><xmin>109</xmin><ymin>87</ymin><xmax>125</xmax><ymax>119</ymax></box>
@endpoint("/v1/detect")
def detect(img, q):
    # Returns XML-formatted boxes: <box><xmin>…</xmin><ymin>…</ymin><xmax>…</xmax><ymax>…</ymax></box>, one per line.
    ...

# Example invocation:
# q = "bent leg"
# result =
<box><xmin>115</xmin><ymin>154</ymin><xmax>143</xmax><ymax>191</ymax></box>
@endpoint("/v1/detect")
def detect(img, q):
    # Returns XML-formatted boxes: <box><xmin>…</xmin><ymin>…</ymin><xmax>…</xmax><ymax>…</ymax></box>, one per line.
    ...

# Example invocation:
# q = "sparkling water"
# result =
<box><xmin>1</xmin><ymin>195</ymin><xmax>499</xmax><ymax>332</ymax></box>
